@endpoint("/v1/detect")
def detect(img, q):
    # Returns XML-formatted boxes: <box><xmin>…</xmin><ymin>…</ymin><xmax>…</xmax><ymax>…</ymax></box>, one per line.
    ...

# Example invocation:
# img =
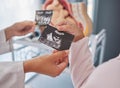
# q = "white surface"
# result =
<box><xmin>0</xmin><ymin>0</ymin><xmax>41</xmax><ymax>29</ymax></box>
<box><xmin>0</xmin><ymin>52</ymin><xmax>13</xmax><ymax>61</ymax></box>
<box><xmin>26</xmin><ymin>70</ymin><xmax>74</xmax><ymax>88</ymax></box>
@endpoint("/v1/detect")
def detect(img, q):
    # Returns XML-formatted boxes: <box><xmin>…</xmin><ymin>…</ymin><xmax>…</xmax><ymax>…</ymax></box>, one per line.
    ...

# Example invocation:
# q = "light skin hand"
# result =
<box><xmin>24</xmin><ymin>51</ymin><xmax>68</xmax><ymax>77</ymax></box>
<box><xmin>56</xmin><ymin>21</ymin><xmax>85</xmax><ymax>42</ymax></box>
<box><xmin>5</xmin><ymin>21</ymin><xmax>36</xmax><ymax>41</ymax></box>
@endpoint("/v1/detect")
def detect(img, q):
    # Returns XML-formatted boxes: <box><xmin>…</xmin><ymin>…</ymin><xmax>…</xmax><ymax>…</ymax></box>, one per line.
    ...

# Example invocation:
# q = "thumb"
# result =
<box><xmin>57</xmin><ymin>57</ymin><xmax>68</xmax><ymax>71</ymax></box>
<box><xmin>22</xmin><ymin>25</ymin><xmax>35</xmax><ymax>35</ymax></box>
<box><xmin>53</xmin><ymin>51</ymin><xmax>68</xmax><ymax>69</ymax></box>
<box><xmin>51</xmin><ymin>51</ymin><xmax>68</xmax><ymax>60</ymax></box>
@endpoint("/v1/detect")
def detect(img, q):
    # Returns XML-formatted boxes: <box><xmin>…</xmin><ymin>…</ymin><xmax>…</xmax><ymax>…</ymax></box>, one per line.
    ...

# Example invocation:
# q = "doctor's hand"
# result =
<box><xmin>5</xmin><ymin>21</ymin><xmax>36</xmax><ymax>41</ymax></box>
<box><xmin>24</xmin><ymin>51</ymin><xmax>68</xmax><ymax>77</ymax></box>
<box><xmin>56</xmin><ymin>21</ymin><xmax>85</xmax><ymax>42</ymax></box>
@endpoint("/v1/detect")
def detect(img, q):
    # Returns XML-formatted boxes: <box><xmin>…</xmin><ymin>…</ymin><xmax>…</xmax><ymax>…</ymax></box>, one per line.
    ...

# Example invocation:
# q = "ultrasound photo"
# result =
<box><xmin>35</xmin><ymin>10</ymin><xmax>53</xmax><ymax>26</ymax></box>
<box><xmin>39</xmin><ymin>25</ymin><xmax>74</xmax><ymax>50</ymax></box>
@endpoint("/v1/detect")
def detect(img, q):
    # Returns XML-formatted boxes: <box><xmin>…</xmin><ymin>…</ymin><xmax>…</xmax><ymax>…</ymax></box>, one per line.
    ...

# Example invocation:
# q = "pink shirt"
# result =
<box><xmin>69</xmin><ymin>37</ymin><xmax>120</xmax><ymax>88</ymax></box>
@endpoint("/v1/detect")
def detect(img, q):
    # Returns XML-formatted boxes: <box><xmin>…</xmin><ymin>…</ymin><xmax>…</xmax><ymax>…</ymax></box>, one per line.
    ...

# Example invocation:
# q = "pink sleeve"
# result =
<box><xmin>69</xmin><ymin>37</ymin><xmax>120</xmax><ymax>88</ymax></box>
<box><xmin>69</xmin><ymin>37</ymin><xmax>95</xmax><ymax>88</ymax></box>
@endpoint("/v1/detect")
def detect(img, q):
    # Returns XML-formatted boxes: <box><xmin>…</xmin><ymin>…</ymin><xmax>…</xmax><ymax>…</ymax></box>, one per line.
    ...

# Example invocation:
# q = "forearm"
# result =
<box><xmin>23</xmin><ymin>59</ymin><xmax>35</xmax><ymax>73</ymax></box>
<box><xmin>23</xmin><ymin>56</ymin><xmax>43</xmax><ymax>73</ymax></box>
<box><xmin>69</xmin><ymin>37</ymin><xmax>95</xmax><ymax>88</ymax></box>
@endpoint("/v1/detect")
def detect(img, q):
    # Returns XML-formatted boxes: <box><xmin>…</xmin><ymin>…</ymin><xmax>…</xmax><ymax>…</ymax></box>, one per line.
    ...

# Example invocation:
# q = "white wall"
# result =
<box><xmin>0</xmin><ymin>0</ymin><xmax>41</xmax><ymax>29</ymax></box>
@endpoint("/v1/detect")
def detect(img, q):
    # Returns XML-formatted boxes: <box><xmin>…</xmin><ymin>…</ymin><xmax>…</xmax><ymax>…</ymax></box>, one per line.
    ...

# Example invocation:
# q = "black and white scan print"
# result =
<box><xmin>39</xmin><ymin>25</ymin><xmax>74</xmax><ymax>50</ymax></box>
<box><xmin>35</xmin><ymin>10</ymin><xmax>53</xmax><ymax>26</ymax></box>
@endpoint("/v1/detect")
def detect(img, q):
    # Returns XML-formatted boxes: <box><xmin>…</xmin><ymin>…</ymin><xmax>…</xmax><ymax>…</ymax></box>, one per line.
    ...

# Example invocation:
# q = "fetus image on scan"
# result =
<box><xmin>46</xmin><ymin>32</ymin><xmax>62</xmax><ymax>48</ymax></box>
<box><xmin>47</xmin><ymin>33</ymin><xmax>61</xmax><ymax>44</ymax></box>
<box><xmin>39</xmin><ymin>25</ymin><xmax>74</xmax><ymax>50</ymax></box>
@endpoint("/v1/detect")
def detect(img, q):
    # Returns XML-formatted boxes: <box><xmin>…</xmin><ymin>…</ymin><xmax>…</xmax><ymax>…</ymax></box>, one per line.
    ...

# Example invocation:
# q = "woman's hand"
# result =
<box><xmin>56</xmin><ymin>21</ymin><xmax>85</xmax><ymax>42</ymax></box>
<box><xmin>5</xmin><ymin>21</ymin><xmax>36</xmax><ymax>40</ymax></box>
<box><xmin>24</xmin><ymin>51</ymin><xmax>68</xmax><ymax>77</ymax></box>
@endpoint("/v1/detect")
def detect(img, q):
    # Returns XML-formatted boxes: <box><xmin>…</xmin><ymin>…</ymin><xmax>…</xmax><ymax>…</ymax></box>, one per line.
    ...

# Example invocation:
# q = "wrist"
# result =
<box><xmin>23</xmin><ymin>60</ymin><xmax>33</xmax><ymax>73</ymax></box>
<box><xmin>73</xmin><ymin>32</ymin><xmax>85</xmax><ymax>42</ymax></box>
<box><xmin>23</xmin><ymin>57</ymin><xmax>42</xmax><ymax>73</ymax></box>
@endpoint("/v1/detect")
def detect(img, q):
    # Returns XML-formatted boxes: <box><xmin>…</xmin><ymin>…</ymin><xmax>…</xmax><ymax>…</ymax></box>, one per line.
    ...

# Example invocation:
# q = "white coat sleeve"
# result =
<box><xmin>0</xmin><ymin>30</ymin><xmax>13</xmax><ymax>54</ymax></box>
<box><xmin>69</xmin><ymin>37</ymin><xmax>95</xmax><ymax>88</ymax></box>
<box><xmin>0</xmin><ymin>62</ymin><xmax>25</xmax><ymax>88</ymax></box>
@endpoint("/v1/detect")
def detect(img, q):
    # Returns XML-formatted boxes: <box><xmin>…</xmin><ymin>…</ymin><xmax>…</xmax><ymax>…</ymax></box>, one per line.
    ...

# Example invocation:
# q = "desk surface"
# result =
<box><xmin>26</xmin><ymin>69</ymin><xmax>74</xmax><ymax>88</ymax></box>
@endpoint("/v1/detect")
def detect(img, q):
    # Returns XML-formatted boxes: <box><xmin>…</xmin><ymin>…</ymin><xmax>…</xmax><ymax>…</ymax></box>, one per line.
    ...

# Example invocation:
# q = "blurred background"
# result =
<box><xmin>0</xmin><ymin>0</ymin><xmax>120</xmax><ymax>88</ymax></box>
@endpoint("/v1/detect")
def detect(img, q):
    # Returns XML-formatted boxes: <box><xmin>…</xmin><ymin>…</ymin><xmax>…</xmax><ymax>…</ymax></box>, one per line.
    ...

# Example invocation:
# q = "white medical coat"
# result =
<box><xmin>0</xmin><ymin>30</ymin><xmax>25</xmax><ymax>88</ymax></box>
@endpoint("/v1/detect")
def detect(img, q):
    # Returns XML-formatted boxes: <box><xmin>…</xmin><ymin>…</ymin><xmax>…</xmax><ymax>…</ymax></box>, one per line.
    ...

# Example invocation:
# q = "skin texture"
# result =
<box><xmin>43</xmin><ymin>0</ymin><xmax>77</xmax><ymax>27</ymax></box>
<box><xmin>56</xmin><ymin>21</ymin><xmax>85</xmax><ymax>42</ymax></box>
<box><xmin>24</xmin><ymin>51</ymin><xmax>68</xmax><ymax>77</ymax></box>
<box><xmin>4</xmin><ymin>21</ymin><xmax>68</xmax><ymax>77</ymax></box>
<box><xmin>5</xmin><ymin>21</ymin><xmax>35</xmax><ymax>41</ymax></box>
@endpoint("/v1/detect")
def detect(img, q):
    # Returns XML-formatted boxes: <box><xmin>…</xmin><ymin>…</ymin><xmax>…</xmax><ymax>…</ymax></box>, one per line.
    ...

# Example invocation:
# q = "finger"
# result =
<box><xmin>22</xmin><ymin>22</ymin><xmax>36</xmax><ymax>35</ymax></box>
<box><xmin>23</xmin><ymin>21</ymin><xmax>36</xmax><ymax>25</ymax></box>
<box><xmin>21</xmin><ymin>21</ymin><xmax>36</xmax><ymax>29</ymax></box>
<box><xmin>65</xmin><ymin>50</ymin><xmax>69</xmax><ymax>55</ymax></box>
<box><xmin>57</xmin><ymin>57</ymin><xmax>68</xmax><ymax>71</ymax></box>
<box><xmin>30</xmin><ymin>26</ymin><xmax>36</xmax><ymax>32</ymax></box>
<box><xmin>39</xmin><ymin>25</ymin><xmax>47</xmax><ymax>32</ymax></box>
<box><xmin>52</xmin><ymin>50</ymin><xmax>58</xmax><ymax>53</ymax></box>
<box><xmin>56</xmin><ymin>21</ymin><xmax>67</xmax><ymax>26</ymax></box>
<box><xmin>52</xmin><ymin>50</ymin><xmax>69</xmax><ymax>57</ymax></box>
<box><xmin>53</xmin><ymin>51</ymin><xmax>68</xmax><ymax>65</ymax></box>
<box><xmin>57</xmin><ymin>25</ymin><xmax>73</xmax><ymax>35</ymax></box>
<box><xmin>22</xmin><ymin>26</ymin><xmax>34</xmax><ymax>35</ymax></box>
<box><xmin>51</xmin><ymin>51</ymin><xmax>67</xmax><ymax>60</ymax></box>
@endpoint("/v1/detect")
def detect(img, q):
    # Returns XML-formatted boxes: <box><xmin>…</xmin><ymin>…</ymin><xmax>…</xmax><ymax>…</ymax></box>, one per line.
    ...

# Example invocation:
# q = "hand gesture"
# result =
<box><xmin>24</xmin><ymin>51</ymin><xmax>68</xmax><ymax>77</ymax></box>
<box><xmin>5</xmin><ymin>21</ymin><xmax>35</xmax><ymax>40</ymax></box>
<box><xmin>56</xmin><ymin>21</ymin><xmax>84</xmax><ymax>42</ymax></box>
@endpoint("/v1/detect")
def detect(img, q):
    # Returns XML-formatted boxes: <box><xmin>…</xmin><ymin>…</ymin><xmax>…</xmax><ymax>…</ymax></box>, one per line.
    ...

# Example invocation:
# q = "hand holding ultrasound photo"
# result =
<box><xmin>39</xmin><ymin>25</ymin><xmax>74</xmax><ymax>50</ymax></box>
<box><xmin>35</xmin><ymin>10</ymin><xmax>74</xmax><ymax>50</ymax></box>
